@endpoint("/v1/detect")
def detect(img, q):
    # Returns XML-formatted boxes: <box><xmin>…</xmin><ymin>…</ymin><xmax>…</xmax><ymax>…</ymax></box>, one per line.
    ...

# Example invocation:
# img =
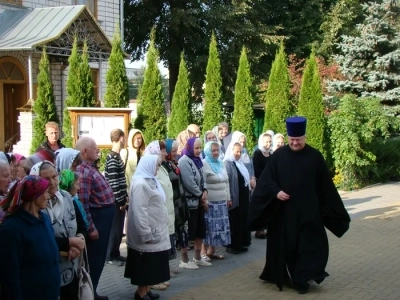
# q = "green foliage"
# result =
<box><xmin>203</xmin><ymin>33</ymin><xmax>223</xmax><ymax>131</ymax></box>
<box><xmin>328</xmin><ymin>94</ymin><xmax>392</xmax><ymax>190</ymax></box>
<box><xmin>62</xmin><ymin>37</ymin><xmax>81</xmax><ymax>147</ymax></box>
<box><xmin>134</xmin><ymin>29</ymin><xmax>167</xmax><ymax>141</ymax></box>
<box><xmin>104</xmin><ymin>24</ymin><xmax>130</xmax><ymax>108</ymax></box>
<box><xmin>264</xmin><ymin>42</ymin><xmax>292</xmax><ymax>134</ymax></box>
<box><xmin>168</xmin><ymin>53</ymin><xmax>191</xmax><ymax>138</ymax></box>
<box><xmin>80</xmin><ymin>41</ymin><xmax>95</xmax><ymax>107</ymax></box>
<box><xmin>374</xmin><ymin>137</ymin><xmax>400</xmax><ymax>182</ymax></box>
<box><xmin>297</xmin><ymin>50</ymin><xmax>327</xmax><ymax>158</ymax></box>
<box><xmin>232</xmin><ymin>47</ymin><xmax>255</xmax><ymax>151</ymax></box>
<box><xmin>31</xmin><ymin>49</ymin><xmax>60</xmax><ymax>153</ymax></box>
<box><xmin>98</xmin><ymin>149</ymin><xmax>109</xmax><ymax>173</ymax></box>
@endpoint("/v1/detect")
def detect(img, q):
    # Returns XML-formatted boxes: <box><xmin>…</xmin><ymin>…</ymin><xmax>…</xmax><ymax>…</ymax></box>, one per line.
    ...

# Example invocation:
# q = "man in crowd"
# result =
<box><xmin>248</xmin><ymin>116</ymin><xmax>350</xmax><ymax>294</ymax></box>
<box><xmin>37</xmin><ymin>121</ymin><xmax>65</xmax><ymax>153</ymax></box>
<box><xmin>176</xmin><ymin>124</ymin><xmax>201</xmax><ymax>156</ymax></box>
<box><xmin>105</xmin><ymin>129</ymin><xmax>128</xmax><ymax>266</ymax></box>
<box><xmin>75</xmin><ymin>137</ymin><xmax>115</xmax><ymax>300</ymax></box>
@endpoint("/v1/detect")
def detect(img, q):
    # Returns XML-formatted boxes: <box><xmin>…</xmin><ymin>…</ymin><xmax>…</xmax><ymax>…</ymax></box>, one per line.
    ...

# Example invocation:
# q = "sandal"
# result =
<box><xmin>207</xmin><ymin>252</ymin><xmax>225</xmax><ymax>259</ymax></box>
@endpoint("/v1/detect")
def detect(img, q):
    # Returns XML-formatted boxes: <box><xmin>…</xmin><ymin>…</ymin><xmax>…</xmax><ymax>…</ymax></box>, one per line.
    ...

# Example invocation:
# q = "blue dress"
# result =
<box><xmin>0</xmin><ymin>209</ymin><xmax>60</xmax><ymax>300</ymax></box>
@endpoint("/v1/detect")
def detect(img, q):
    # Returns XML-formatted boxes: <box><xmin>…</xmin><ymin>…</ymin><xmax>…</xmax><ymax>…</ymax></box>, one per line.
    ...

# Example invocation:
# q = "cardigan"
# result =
<box><xmin>0</xmin><ymin>209</ymin><xmax>60</xmax><ymax>300</ymax></box>
<box><xmin>224</xmin><ymin>160</ymin><xmax>240</xmax><ymax>210</ymax></box>
<box><xmin>178</xmin><ymin>155</ymin><xmax>206</xmax><ymax>201</ymax></box>
<box><xmin>202</xmin><ymin>160</ymin><xmax>230</xmax><ymax>202</ymax></box>
<box><xmin>157</xmin><ymin>165</ymin><xmax>175</xmax><ymax>235</ymax></box>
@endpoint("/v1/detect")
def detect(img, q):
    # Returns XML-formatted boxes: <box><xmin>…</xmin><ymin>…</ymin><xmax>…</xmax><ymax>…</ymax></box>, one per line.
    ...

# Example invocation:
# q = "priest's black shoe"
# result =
<box><xmin>134</xmin><ymin>291</ymin><xmax>151</xmax><ymax>300</ymax></box>
<box><xmin>298</xmin><ymin>283</ymin><xmax>310</xmax><ymax>294</ymax></box>
<box><xmin>147</xmin><ymin>290</ymin><xmax>160</xmax><ymax>299</ymax></box>
<box><xmin>95</xmin><ymin>295</ymin><xmax>109</xmax><ymax>300</ymax></box>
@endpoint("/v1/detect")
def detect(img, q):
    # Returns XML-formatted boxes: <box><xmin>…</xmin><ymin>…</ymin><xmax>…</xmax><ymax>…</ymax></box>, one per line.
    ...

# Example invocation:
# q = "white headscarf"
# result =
<box><xmin>223</xmin><ymin>141</ymin><xmax>250</xmax><ymax>188</ymax></box>
<box><xmin>0</xmin><ymin>152</ymin><xmax>9</xmax><ymax>163</ymax></box>
<box><xmin>258</xmin><ymin>131</ymin><xmax>273</xmax><ymax>154</ymax></box>
<box><xmin>144</xmin><ymin>140</ymin><xmax>161</xmax><ymax>156</ymax></box>
<box><xmin>55</xmin><ymin>148</ymin><xmax>80</xmax><ymax>173</ymax></box>
<box><xmin>230</xmin><ymin>131</ymin><xmax>251</xmax><ymax>164</ymax></box>
<box><xmin>273</xmin><ymin>133</ymin><xmax>285</xmax><ymax>152</ymax></box>
<box><xmin>30</xmin><ymin>160</ymin><xmax>65</xmax><ymax>224</ymax></box>
<box><xmin>133</xmin><ymin>154</ymin><xmax>166</xmax><ymax>202</ymax></box>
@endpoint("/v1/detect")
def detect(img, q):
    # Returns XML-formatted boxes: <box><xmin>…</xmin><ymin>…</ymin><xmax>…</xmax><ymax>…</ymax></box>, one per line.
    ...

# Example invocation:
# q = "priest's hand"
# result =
<box><xmin>277</xmin><ymin>191</ymin><xmax>290</xmax><ymax>201</ymax></box>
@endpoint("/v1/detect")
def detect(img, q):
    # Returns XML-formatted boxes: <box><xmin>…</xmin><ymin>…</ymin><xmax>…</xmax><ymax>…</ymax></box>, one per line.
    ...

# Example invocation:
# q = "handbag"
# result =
<box><xmin>186</xmin><ymin>196</ymin><xmax>200</xmax><ymax>210</ymax></box>
<box><xmin>78</xmin><ymin>245</ymin><xmax>95</xmax><ymax>300</ymax></box>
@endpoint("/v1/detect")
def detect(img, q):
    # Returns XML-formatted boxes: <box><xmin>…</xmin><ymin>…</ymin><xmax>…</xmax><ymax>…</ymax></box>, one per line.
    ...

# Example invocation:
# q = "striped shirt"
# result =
<box><xmin>104</xmin><ymin>151</ymin><xmax>128</xmax><ymax>206</ymax></box>
<box><xmin>76</xmin><ymin>161</ymin><xmax>115</xmax><ymax>232</ymax></box>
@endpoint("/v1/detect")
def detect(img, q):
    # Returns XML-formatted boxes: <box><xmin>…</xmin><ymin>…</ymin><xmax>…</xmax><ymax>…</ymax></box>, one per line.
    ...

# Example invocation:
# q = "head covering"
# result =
<box><xmin>31</xmin><ymin>149</ymin><xmax>55</xmax><ymax>165</ymax></box>
<box><xmin>0</xmin><ymin>152</ymin><xmax>10</xmax><ymax>163</ymax></box>
<box><xmin>286</xmin><ymin>117</ymin><xmax>307</xmax><ymax>137</ymax></box>
<box><xmin>165</xmin><ymin>139</ymin><xmax>174</xmax><ymax>155</ymax></box>
<box><xmin>230</xmin><ymin>131</ymin><xmax>251</xmax><ymax>164</ymax></box>
<box><xmin>55</xmin><ymin>148</ymin><xmax>80</xmax><ymax>173</ymax></box>
<box><xmin>127</xmin><ymin>129</ymin><xmax>145</xmax><ymax>152</ymax></box>
<box><xmin>0</xmin><ymin>175</ymin><xmax>49</xmax><ymax>221</ymax></box>
<box><xmin>203</xmin><ymin>130</ymin><xmax>217</xmax><ymax>145</ymax></box>
<box><xmin>12</xmin><ymin>153</ymin><xmax>25</xmax><ymax>164</ymax></box>
<box><xmin>144</xmin><ymin>141</ymin><xmax>161</xmax><ymax>155</ymax></box>
<box><xmin>273</xmin><ymin>133</ymin><xmax>285</xmax><ymax>151</ymax></box>
<box><xmin>204</xmin><ymin>141</ymin><xmax>223</xmax><ymax>174</ymax></box>
<box><xmin>258</xmin><ymin>132</ymin><xmax>273</xmax><ymax>154</ymax></box>
<box><xmin>133</xmin><ymin>154</ymin><xmax>166</xmax><ymax>201</ymax></box>
<box><xmin>30</xmin><ymin>160</ymin><xmax>65</xmax><ymax>224</ymax></box>
<box><xmin>212</xmin><ymin>126</ymin><xmax>222</xmax><ymax>144</ymax></box>
<box><xmin>59</xmin><ymin>169</ymin><xmax>76</xmax><ymax>192</ymax></box>
<box><xmin>223</xmin><ymin>141</ymin><xmax>250</xmax><ymax>188</ymax></box>
<box><xmin>182</xmin><ymin>137</ymin><xmax>203</xmax><ymax>169</ymax></box>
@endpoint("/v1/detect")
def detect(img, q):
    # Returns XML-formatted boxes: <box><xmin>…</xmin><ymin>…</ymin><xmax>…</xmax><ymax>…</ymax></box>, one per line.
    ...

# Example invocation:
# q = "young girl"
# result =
<box><xmin>59</xmin><ymin>169</ymin><xmax>89</xmax><ymax>230</ymax></box>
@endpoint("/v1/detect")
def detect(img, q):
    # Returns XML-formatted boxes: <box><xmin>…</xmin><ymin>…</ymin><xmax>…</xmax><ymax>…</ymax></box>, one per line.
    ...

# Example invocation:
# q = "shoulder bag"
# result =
<box><xmin>78</xmin><ymin>245</ymin><xmax>94</xmax><ymax>300</ymax></box>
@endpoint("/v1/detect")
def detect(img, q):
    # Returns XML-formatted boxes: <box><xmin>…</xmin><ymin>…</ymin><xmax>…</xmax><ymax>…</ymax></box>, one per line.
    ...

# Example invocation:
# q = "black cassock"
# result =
<box><xmin>248</xmin><ymin>144</ymin><xmax>350</xmax><ymax>291</ymax></box>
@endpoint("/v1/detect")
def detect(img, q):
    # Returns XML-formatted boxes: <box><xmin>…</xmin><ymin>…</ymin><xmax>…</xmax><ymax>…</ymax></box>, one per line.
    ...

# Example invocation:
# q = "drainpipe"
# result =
<box><xmin>120</xmin><ymin>0</ymin><xmax>124</xmax><ymax>50</ymax></box>
<box><xmin>28</xmin><ymin>53</ymin><xmax>33</xmax><ymax>99</ymax></box>
<box><xmin>60</xmin><ymin>63</ymin><xmax>64</xmax><ymax>126</ymax></box>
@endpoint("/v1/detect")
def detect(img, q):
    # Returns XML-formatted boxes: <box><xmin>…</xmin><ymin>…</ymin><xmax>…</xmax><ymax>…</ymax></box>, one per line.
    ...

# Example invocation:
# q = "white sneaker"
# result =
<box><xmin>201</xmin><ymin>254</ymin><xmax>211</xmax><ymax>262</ymax></box>
<box><xmin>179</xmin><ymin>260</ymin><xmax>199</xmax><ymax>270</ymax></box>
<box><xmin>193</xmin><ymin>257</ymin><xmax>212</xmax><ymax>267</ymax></box>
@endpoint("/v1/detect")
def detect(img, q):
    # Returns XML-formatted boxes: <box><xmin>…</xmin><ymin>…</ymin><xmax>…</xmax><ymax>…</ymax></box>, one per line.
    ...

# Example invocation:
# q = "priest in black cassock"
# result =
<box><xmin>248</xmin><ymin>116</ymin><xmax>350</xmax><ymax>294</ymax></box>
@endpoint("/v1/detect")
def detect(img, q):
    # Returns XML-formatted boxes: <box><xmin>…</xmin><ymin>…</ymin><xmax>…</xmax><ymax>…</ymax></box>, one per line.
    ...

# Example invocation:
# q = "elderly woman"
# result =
<box><xmin>201</xmin><ymin>141</ymin><xmax>231</xmax><ymax>260</ymax></box>
<box><xmin>163</xmin><ymin>139</ymin><xmax>194</xmax><ymax>270</ymax></box>
<box><xmin>224</xmin><ymin>142</ymin><xmax>251</xmax><ymax>254</ymax></box>
<box><xmin>231</xmin><ymin>131</ymin><xmax>256</xmax><ymax>189</ymax></box>
<box><xmin>203</xmin><ymin>130</ymin><xmax>224</xmax><ymax>160</ymax></box>
<box><xmin>273</xmin><ymin>133</ymin><xmax>285</xmax><ymax>152</ymax></box>
<box><xmin>30</xmin><ymin>161</ymin><xmax>87</xmax><ymax>300</ymax></box>
<box><xmin>178</xmin><ymin>137</ymin><xmax>211</xmax><ymax>267</ymax></box>
<box><xmin>55</xmin><ymin>148</ymin><xmax>82</xmax><ymax>173</ymax></box>
<box><xmin>0</xmin><ymin>175</ymin><xmax>60</xmax><ymax>299</ymax></box>
<box><xmin>144</xmin><ymin>140</ymin><xmax>174</xmax><ymax>290</ymax></box>
<box><xmin>124</xmin><ymin>155</ymin><xmax>170</xmax><ymax>300</ymax></box>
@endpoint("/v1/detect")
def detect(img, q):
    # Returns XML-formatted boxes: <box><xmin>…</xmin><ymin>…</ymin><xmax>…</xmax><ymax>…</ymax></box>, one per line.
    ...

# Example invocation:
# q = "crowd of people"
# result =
<box><xmin>0</xmin><ymin>117</ymin><xmax>350</xmax><ymax>300</ymax></box>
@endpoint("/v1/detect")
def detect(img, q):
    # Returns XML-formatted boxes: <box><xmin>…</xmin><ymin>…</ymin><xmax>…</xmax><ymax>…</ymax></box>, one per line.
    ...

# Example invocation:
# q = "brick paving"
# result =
<box><xmin>98</xmin><ymin>182</ymin><xmax>400</xmax><ymax>300</ymax></box>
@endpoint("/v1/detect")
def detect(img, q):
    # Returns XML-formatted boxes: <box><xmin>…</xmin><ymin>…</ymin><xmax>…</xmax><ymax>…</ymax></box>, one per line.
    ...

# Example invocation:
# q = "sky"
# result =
<box><xmin>124</xmin><ymin>59</ymin><xmax>169</xmax><ymax>77</ymax></box>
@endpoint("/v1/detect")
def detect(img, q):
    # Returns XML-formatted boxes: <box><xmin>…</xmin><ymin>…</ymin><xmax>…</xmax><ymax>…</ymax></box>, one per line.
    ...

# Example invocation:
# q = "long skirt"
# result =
<box><xmin>203</xmin><ymin>200</ymin><xmax>231</xmax><ymax>247</ymax></box>
<box><xmin>124</xmin><ymin>248</ymin><xmax>170</xmax><ymax>286</ymax></box>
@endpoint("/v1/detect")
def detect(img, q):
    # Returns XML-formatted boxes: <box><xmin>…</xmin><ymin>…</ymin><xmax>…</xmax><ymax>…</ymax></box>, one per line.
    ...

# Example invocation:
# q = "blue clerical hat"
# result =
<box><xmin>286</xmin><ymin>117</ymin><xmax>307</xmax><ymax>137</ymax></box>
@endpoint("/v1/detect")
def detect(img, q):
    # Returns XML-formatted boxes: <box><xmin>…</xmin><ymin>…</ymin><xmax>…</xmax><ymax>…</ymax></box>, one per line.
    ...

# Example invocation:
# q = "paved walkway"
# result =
<box><xmin>98</xmin><ymin>182</ymin><xmax>400</xmax><ymax>300</ymax></box>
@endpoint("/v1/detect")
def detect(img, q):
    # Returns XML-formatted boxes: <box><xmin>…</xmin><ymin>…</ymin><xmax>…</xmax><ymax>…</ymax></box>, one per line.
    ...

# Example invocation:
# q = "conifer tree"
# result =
<box><xmin>328</xmin><ymin>0</ymin><xmax>400</xmax><ymax>116</ymax></box>
<box><xmin>80</xmin><ymin>41</ymin><xmax>95</xmax><ymax>107</ymax></box>
<box><xmin>62</xmin><ymin>37</ymin><xmax>81</xmax><ymax>147</ymax></box>
<box><xmin>168</xmin><ymin>53</ymin><xmax>191</xmax><ymax>138</ymax></box>
<box><xmin>263</xmin><ymin>42</ymin><xmax>292</xmax><ymax>134</ymax></box>
<box><xmin>134</xmin><ymin>29</ymin><xmax>167</xmax><ymax>141</ymax></box>
<box><xmin>232</xmin><ymin>46</ymin><xmax>255</xmax><ymax>150</ymax></box>
<box><xmin>298</xmin><ymin>50</ymin><xmax>327</xmax><ymax>158</ymax></box>
<box><xmin>104</xmin><ymin>24</ymin><xmax>129</xmax><ymax>108</ymax></box>
<box><xmin>30</xmin><ymin>49</ymin><xmax>60</xmax><ymax>153</ymax></box>
<box><xmin>203</xmin><ymin>33</ymin><xmax>223</xmax><ymax>131</ymax></box>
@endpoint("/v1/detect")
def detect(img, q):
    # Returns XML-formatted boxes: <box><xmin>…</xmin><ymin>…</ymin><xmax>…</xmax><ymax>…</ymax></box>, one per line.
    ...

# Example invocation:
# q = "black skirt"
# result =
<box><xmin>124</xmin><ymin>248</ymin><xmax>170</xmax><ymax>286</ymax></box>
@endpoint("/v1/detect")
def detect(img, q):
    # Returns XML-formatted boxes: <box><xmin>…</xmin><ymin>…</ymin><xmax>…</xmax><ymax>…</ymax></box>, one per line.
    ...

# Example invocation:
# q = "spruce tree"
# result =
<box><xmin>30</xmin><ymin>49</ymin><xmax>60</xmax><ymax>153</ymax></box>
<box><xmin>62</xmin><ymin>37</ymin><xmax>81</xmax><ymax>147</ymax></box>
<box><xmin>104</xmin><ymin>24</ymin><xmax>129</xmax><ymax>108</ymax></box>
<box><xmin>80</xmin><ymin>41</ymin><xmax>95</xmax><ymax>107</ymax></box>
<box><xmin>134</xmin><ymin>29</ymin><xmax>167</xmax><ymax>141</ymax></box>
<box><xmin>232</xmin><ymin>46</ymin><xmax>255</xmax><ymax>151</ymax></box>
<box><xmin>298</xmin><ymin>50</ymin><xmax>327</xmax><ymax>158</ymax></box>
<box><xmin>203</xmin><ymin>33</ymin><xmax>223</xmax><ymax>131</ymax></box>
<box><xmin>328</xmin><ymin>0</ymin><xmax>400</xmax><ymax>116</ymax></box>
<box><xmin>168</xmin><ymin>53</ymin><xmax>191</xmax><ymax>138</ymax></box>
<box><xmin>264</xmin><ymin>42</ymin><xmax>292</xmax><ymax>134</ymax></box>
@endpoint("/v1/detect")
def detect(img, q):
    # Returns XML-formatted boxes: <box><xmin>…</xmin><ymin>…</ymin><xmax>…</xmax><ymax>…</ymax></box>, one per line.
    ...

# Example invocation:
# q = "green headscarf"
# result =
<box><xmin>59</xmin><ymin>169</ymin><xmax>76</xmax><ymax>191</ymax></box>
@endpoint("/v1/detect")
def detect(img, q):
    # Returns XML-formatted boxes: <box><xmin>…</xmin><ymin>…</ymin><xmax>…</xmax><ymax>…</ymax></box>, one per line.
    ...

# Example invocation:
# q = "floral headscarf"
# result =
<box><xmin>144</xmin><ymin>141</ymin><xmax>161</xmax><ymax>155</ymax></box>
<box><xmin>182</xmin><ymin>137</ymin><xmax>203</xmax><ymax>169</ymax></box>
<box><xmin>0</xmin><ymin>175</ymin><xmax>49</xmax><ymax>221</ymax></box>
<box><xmin>204</xmin><ymin>141</ymin><xmax>223</xmax><ymax>174</ymax></box>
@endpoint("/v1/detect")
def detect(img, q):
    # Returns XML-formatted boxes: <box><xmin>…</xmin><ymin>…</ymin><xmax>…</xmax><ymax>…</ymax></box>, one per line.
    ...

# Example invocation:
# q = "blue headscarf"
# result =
<box><xmin>165</xmin><ymin>139</ymin><xmax>174</xmax><ymax>155</ymax></box>
<box><xmin>204</xmin><ymin>141</ymin><xmax>223</xmax><ymax>174</ymax></box>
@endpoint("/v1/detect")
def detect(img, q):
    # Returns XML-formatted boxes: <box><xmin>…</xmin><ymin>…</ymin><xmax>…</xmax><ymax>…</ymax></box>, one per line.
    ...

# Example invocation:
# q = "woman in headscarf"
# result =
<box><xmin>144</xmin><ymin>141</ymin><xmax>174</xmax><ymax>290</ymax></box>
<box><xmin>212</xmin><ymin>125</ymin><xmax>226</xmax><ymax>154</ymax></box>
<box><xmin>201</xmin><ymin>141</ymin><xmax>231</xmax><ymax>259</ymax></box>
<box><xmin>273</xmin><ymin>133</ymin><xmax>285</xmax><ymax>152</ymax></box>
<box><xmin>164</xmin><ymin>139</ymin><xmax>194</xmax><ymax>270</ymax></box>
<box><xmin>202</xmin><ymin>130</ymin><xmax>225</xmax><ymax>160</ymax></box>
<box><xmin>0</xmin><ymin>175</ymin><xmax>60</xmax><ymax>299</ymax></box>
<box><xmin>252</xmin><ymin>132</ymin><xmax>273</xmax><ymax>239</ymax></box>
<box><xmin>30</xmin><ymin>161</ymin><xmax>87</xmax><ymax>300</ymax></box>
<box><xmin>124</xmin><ymin>155</ymin><xmax>170</xmax><ymax>300</ymax></box>
<box><xmin>224</xmin><ymin>141</ymin><xmax>252</xmax><ymax>254</ymax></box>
<box><xmin>231</xmin><ymin>131</ymin><xmax>256</xmax><ymax>189</ymax></box>
<box><xmin>178</xmin><ymin>137</ymin><xmax>212</xmax><ymax>267</ymax></box>
<box><xmin>55</xmin><ymin>148</ymin><xmax>82</xmax><ymax>173</ymax></box>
